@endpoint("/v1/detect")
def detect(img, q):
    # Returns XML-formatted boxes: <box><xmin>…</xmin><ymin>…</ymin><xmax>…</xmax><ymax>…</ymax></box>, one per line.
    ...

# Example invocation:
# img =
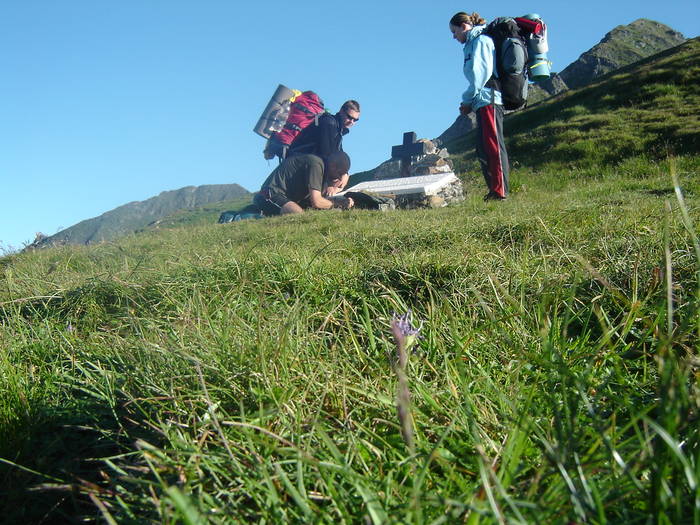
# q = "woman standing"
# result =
<box><xmin>449</xmin><ymin>12</ymin><xmax>509</xmax><ymax>200</ymax></box>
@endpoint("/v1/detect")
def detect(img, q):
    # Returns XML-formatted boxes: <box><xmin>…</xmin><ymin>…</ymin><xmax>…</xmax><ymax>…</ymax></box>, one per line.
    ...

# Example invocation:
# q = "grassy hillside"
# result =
<box><xmin>1</xmin><ymin>40</ymin><xmax>699</xmax><ymax>524</ymax></box>
<box><xmin>528</xmin><ymin>18</ymin><xmax>686</xmax><ymax>105</ymax></box>
<box><xmin>449</xmin><ymin>38</ymin><xmax>700</xmax><ymax>177</ymax></box>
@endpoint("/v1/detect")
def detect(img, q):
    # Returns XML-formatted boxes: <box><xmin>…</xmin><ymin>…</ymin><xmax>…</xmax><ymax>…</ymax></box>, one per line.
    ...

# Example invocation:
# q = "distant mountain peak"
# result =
<box><xmin>558</xmin><ymin>18</ymin><xmax>686</xmax><ymax>89</ymax></box>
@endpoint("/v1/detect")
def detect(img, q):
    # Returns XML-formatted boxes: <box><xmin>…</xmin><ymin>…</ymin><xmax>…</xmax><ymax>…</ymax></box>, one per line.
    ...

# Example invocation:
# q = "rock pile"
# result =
<box><xmin>346</xmin><ymin>139</ymin><xmax>465</xmax><ymax>209</ymax></box>
<box><xmin>370</xmin><ymin>139</ymin><xmax>454</xmax><ymax>180</ymax></box>
<box><xmin>394</xmin><ymin>176</ymin><xmax>465</xmax><ymax>210</ymax></box>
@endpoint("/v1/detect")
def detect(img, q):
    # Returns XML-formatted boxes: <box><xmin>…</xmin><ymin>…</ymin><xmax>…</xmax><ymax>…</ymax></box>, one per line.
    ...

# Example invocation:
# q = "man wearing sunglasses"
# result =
<box><xmin>286</xmin><ymin>100</ymin><xmax>360</xmax><ymax>195</ymax></box>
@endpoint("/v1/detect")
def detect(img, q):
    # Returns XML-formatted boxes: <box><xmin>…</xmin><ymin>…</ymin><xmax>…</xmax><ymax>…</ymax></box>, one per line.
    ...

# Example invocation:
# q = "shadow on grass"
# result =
<box><xmin>0</xmin><ymin>393</ymin><xmax>159</xmax><ymax>523</ymax></box>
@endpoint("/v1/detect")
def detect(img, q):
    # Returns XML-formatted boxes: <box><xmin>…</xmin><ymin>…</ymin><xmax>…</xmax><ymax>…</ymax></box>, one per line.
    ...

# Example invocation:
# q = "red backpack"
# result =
<box><xmin>273</xmin><ymin>91</ymin><xmax>325</xmax><ymax>146</ymax></box>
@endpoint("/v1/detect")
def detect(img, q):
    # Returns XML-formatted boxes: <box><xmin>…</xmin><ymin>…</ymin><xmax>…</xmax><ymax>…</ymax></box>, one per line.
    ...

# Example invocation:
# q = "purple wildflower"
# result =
<box><xmin>390</xmin><ymin>310</ymin><xmax>422</xmax><ymax>453</ymax></box>
<box><xmin>391</xmin><ymin>310</ymin><xmax>421</xmax><ymax>337</ymax></box>
<box><xmin>391</xmin><ymin>310</ymin><xmax>422</xmax><ymax>362</ymax></box>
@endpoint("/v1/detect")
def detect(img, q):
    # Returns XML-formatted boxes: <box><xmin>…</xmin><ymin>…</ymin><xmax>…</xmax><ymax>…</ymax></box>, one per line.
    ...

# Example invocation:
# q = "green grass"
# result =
<box><xmin>1</xmin><ymin>35</ymin><xmax>699</xmax><ymax>525</ymax></box>
<box><xmin>1</xmin><ymin>158</ymin><xmax>699</xmax><ymax>523</ymax></box>
<box><xmin>144</xmin><ymin>196</ymin><xmax>253</xmax><ymax>230</ymax></box>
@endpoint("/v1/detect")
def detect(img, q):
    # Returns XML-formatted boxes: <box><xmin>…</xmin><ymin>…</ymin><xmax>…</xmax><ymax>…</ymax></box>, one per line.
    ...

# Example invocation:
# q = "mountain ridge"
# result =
<box><xmin>30</xmin><ymin>183</ymin><xmax>250</xmax><ymax>248</ymax></box>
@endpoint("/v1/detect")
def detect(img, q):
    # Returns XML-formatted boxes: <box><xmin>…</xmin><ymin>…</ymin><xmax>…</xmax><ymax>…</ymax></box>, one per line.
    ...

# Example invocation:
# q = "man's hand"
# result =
<box><xmin>324</xmin><ymin>185</ymin><xmax>341</xmax><ymax>197</ymax></box>
<box><xmin>459</xmin><ymin>103</ymin><xmax>472</xmax><ymax>116</ymax></box>
<box><xmin>310</xmin><ymin>189</ymin><xmax>353</xmax><ymax>210</ymax></box>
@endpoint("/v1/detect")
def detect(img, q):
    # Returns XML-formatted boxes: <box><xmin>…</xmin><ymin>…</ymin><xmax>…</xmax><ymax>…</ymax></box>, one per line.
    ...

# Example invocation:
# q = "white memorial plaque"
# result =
<box><xmin>340</xmin><ymin>172</ymin><xmax>458</xmax><ymax>196</ymax></box>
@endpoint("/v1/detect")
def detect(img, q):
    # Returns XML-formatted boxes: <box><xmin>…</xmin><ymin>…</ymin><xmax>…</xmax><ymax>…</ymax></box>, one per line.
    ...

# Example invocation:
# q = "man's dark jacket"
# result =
<box><xmin>286</xmin><ymin>113</ymin><xmax>348</xmax><ymax>162</ymax></box>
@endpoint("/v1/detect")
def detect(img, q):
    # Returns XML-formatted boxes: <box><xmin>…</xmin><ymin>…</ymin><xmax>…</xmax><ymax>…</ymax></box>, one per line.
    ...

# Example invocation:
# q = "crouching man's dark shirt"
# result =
<box><xmin>255</xmin><ymin>154</ymin><xmax>325</xmax><ymax>212</ymax></box>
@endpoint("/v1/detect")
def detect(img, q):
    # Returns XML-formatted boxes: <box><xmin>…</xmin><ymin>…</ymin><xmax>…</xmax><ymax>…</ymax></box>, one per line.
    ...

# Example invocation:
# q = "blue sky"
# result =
<box><xmin>1</xmin><ymin>1</ymin><xmax>698</xmax><ymax>250</ymax></box>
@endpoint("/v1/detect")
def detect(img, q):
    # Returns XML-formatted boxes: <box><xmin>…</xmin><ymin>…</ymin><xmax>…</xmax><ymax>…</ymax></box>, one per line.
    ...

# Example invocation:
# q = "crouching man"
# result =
<box><xmin>253</xmin><ymin>151</ymin><xmax>354</xmax><ymax>216</ymax></box>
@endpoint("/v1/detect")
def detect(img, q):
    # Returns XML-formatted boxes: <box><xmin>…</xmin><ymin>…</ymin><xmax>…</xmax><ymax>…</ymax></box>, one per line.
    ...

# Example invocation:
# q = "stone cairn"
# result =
<box><xmin>362</xmin><ymin>136</ymin><xmax>464</xmax><ymax>209</ymax></box>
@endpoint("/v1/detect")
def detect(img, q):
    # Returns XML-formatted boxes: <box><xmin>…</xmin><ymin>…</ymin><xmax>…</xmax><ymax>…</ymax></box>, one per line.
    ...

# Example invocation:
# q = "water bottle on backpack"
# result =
<box><xmin>515</xmin><ymin>14</ymin><xmax>551</xmax><ymax>81</ymax></box>
<box><xmin>254</xmin><ymin>84</ymin><xmax>326</xmax><ymax>161</ymax></box>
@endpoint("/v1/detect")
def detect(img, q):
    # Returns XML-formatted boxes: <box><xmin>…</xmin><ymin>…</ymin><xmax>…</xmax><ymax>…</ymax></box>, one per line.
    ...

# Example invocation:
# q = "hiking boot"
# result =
<box><xmin>483</xmin><ymin>191</ymin><xmax>506</xmax><ymax>201</ymax></box>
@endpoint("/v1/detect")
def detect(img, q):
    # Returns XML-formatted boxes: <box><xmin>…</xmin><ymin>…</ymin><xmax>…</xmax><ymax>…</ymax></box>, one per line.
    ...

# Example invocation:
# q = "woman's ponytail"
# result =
<box><xmin>449</xmin><ymin>12</ymin><xmax>486</xmax><ymax>27</ymax></box>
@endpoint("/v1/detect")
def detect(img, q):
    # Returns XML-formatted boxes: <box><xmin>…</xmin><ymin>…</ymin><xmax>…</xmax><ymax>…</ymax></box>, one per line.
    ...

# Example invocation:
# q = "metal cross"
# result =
<box><xmin>391</xmin><ymin>132</ymin><xmax>428</xmax><ymax>177</ymax></box>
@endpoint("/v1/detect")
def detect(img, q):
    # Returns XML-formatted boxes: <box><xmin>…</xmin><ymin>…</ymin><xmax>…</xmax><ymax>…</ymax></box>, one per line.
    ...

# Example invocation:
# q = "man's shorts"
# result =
<box><xmin>253</xmin><ymin>188</ymin><xmax>290</xmax><ymax>216</ymax></box>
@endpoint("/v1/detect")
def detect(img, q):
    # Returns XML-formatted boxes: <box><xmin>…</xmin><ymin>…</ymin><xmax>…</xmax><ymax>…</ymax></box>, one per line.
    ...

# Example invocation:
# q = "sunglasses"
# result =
<box><xmin>344</xmin><ymin>112</ymin><xmax>359</xmax><ymax>122</ymax></box>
